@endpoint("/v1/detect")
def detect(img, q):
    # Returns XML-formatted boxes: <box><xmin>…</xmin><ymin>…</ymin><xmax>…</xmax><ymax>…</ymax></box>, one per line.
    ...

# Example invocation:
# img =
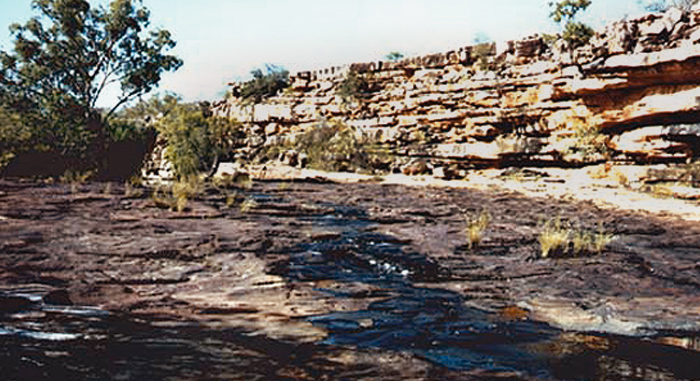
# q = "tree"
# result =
<box><xmin>239</xmin><ymin>65</ymin><xmax>289</xmax><ymax>104</ymax></box>
<box><xmin>385</xmin><ymin>51</ymin><xmax>404</xmax><ymax>62</ymax></box>
<box><xmin>549</xmin><ymin>0</ymin><xmax>594</xmax><ymax>49</ymax></box>
<box><xmin>643</xmin><ymin>0</ymin><xmax>699</xmax><ymax>12</ymax></box>
<box><xmin>0</xmin><ymin>0</ymin><xmax>182</xmax><ymax>167</ymax></box>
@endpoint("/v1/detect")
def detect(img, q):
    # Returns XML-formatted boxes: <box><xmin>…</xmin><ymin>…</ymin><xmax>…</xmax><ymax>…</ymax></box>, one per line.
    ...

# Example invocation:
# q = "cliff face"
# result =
<box><xmin>213</xmin><ymin>6</ymin><xmax>700</xmax><ymax>176</ymax></box>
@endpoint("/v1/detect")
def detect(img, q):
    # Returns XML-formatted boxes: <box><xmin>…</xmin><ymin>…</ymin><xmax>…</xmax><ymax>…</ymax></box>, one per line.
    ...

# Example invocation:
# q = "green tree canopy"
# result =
<box><xmin>153</xmin><ymin>98</ymin><xmax>243</xmax><ymax>179</ymax></box>
<box><xmin>548</xmin><ymin>0</ymin><xmax>594</xmax><ymax>49</ymax></box>
<box><xmin>239</xmin><ymin>65</ymin><xmax>289</xmax><ymax>104</ymax></box>
<box><xmin>549</xmin><ymin>0</ymin><xmax>592</xmax><ymax>23</ymax></box>
<box><xmin>0</xmin><ymin>0</ymin><xmax>182</xmax><ymax>164</ymax></box>
<box><xmin>384</xmin><ymin>52</ymin><xmax>404</xmax><ymax>62</ymax></box>
<box><xmin>644</xmin><ymin>0</ymin><xmax>699</xmax><ymax>12</ymax></box>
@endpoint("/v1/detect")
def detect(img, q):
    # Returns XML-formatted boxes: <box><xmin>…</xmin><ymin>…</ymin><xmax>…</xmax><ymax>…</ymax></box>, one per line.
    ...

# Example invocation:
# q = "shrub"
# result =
<box><xmin>239</xmin><ymin>65</ymin><xmax>289</xmax><ymax>104</ymax></box>
<box><xmin>60</xmin><ymin>169</ymin><xmax>94</xmax><ymax>194</ymax></box>
<box><xmin>0</xmin><ymin>106</ymin><xmax>32</xmax><ymax>170</ymax></box>
<box><xmin>562</xmin><ymin>22</ymin><xmax>595</xmax><ymax>49</ymax></box>
<box><xmin>292</xmin><ymin>119</ymin><xmax>389</xmax><ymax>173</ymax></box>
<box><xmin>565</xmin><ymin>117</ymin><xmax>609</xmax><ymax>161</ymax></box>
<box><xmin>337</xmin><ymin>70</ymin><xmax>375</xmax><ymax>102</ymax></box>
<box><xmin>644</xmin><ymin>0</ymin><xmax>698</xmax><ymax>12</ymax></box>
<box><xmin>472</xmin><ymin>42</ymin><xmax>496</xmax><ymax>71</ymax></box>
<box><xmin>172</xmin><ymin>176</ymin><xmax>203</xmax><ymax>212</ymax></box>
<box><xmin>150</xmin><ymin>175</ymin><xmax>202</xmax><ymax>212</ymax></box>
<box><xmin>155</xmin><ymin>101</ymin><xmax>242</xmax><ymax>179</ymax></box>
<box><xmin>239</xmin><ymin>198</ymin><xmax>258</xmax><ymax>213</ymax></box>
<box><xmin>548</xmin><ymin>0</ymin><xmax>594</xmax><ymax>50</ymax></box>
<box><xmin>212</xmin><ymin>172</ymin><xmax>251</xmax><ymax>189</ymax></box>
<box><xmin>385</xmin><ymin>51</ymin><xmax>404</xmax><ymax>62</ymax></box>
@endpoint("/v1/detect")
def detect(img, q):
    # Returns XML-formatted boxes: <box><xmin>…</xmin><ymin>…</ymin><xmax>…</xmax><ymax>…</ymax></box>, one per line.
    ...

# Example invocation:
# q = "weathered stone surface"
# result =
<box><xmin>5</xmin><ymin>178</ymin><xmax>700</xmax><ymax>378</ymax></box>
<box><xmin>196</xmin><ymin>7</ymin><xmax>700</xmax><ymax>180</ymax></box>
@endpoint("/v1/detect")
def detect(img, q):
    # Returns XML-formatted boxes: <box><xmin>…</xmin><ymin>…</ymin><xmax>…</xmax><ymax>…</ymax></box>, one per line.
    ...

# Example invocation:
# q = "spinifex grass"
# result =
<box><xmin>464</xmin><ymin>210</ymin><xmax>491</xmax><ymax>250</ymax></box>
<box><xmin>538</xmin><ymin>217</ymin><xmax>614</xmax><ymax>258</ymax></box>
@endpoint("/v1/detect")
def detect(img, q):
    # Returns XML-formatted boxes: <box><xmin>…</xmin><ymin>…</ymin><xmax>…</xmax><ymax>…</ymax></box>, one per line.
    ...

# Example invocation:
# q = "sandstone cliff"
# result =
<box><xmin>212</xmin><ymin>6</ymin><xmax>700</xmax><ymax>178</ymax></box>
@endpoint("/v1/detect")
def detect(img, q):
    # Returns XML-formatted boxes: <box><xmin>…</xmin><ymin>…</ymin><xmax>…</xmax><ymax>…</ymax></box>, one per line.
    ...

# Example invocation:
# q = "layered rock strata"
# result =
<box><xmin>213</xmin><ymin>6</ymin><xmax>700</xmax><ymax>176</ymax></box>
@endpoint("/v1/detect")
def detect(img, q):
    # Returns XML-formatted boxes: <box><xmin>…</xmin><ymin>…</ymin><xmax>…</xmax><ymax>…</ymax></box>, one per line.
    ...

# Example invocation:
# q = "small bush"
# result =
<box><xmin>60</xmin><ymin>169</ymin><xmax>95</xmax><ymax>194</ymax></box>
<box><xmin>472</xmin><ymin>42</ymin><xmax>496</xmax><ymax>71</ymax></box>
<box><xmin>385</xmin><ymin>51</ymin><xmax>404</xmax><ymax>62</ymax></box>
<box><xmin>291</xmin><ymin>119</ymin><xmax>389</xmax><ymax>173</ymax></box>
<box><xmin>239</xmin><ymin>65</ymin><xmax>289</xmax><ymax>104</ymax></box>
<box><xmin>562</xmin><ymin>22</ymin><xmax>595</xmax><ymax>49</ymax></box>
<box><xmin>565</xmin><ymin>118</ymin><xmax>609</xmax><ymax>161</ymax></box>
<box><xmin>124</xmin><ymin>179</ymin><xmax>144</xmax><ymax>198</ymax></box>
<box><xmin>156</xmin><ymin>102</ymin><xmax>242</xmax><ymax>179</ymax></box>
<box><xmin>465</xmin><ymin>210</ymin><xmax>491</xmax><ymax>250</ymax></box>
<box><xmin>212</xmin><ymin>172</ymin><xmax>251</xmax><ymax>189</ymax></box>
<box><xmin>592</xmin><ymin>226</ymin><xmax>614</xmax><ymax>254</ymax></box>
<box><xmin>548</xmin><ymin>0</ymin><xmax>594</xmax><ymax>50</ymax></box>
<box><xmin>337</xmin><ymin>71</ymin><xmax>375</xmax><ymax>102</ymax></box>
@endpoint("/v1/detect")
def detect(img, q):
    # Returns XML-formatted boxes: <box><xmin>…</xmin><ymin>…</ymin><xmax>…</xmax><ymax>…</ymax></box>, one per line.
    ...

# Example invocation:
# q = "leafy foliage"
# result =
<box><xmin>565</xmin><ymin>117</ymin><xmax>609</xmax><ymax>160</ymax></box>
<box><xmin>548</xmin><ymin>0</ymin><xmax>594</xmax><ymax>49</ymax></box>
<box><xmin>239</xmin><ymin>65</ymin><xmax>289</xmax><ymax>104</ymax></box>
<box><xmin>337</xmin><ymin>70</ymin><xmax>375</xmax><ymax>102</ymax></box>
<box><xmin>155</xmin><ymin>99</ymin><xmax>243</xmax><ymax>179</ymax></box>
<box><xmin>265</xmin><ymin>118</ymin><xmax>389</xmax><ymax>173</ymax></box>
<box><xmin>644</xmin><ymin>0</ymin><xmax>699</xmax><ymax>11</ymax></box>
<box><xmin>471</xmin><ymin>42</ymin><xmax>496</xmax><ymax>71</ymax></box>
<box><xmin>0</xmin><ymin>106</ymin><xmax>32</xmax><ymax>168</ymax></box>
<box><xmin>0</xmin><ymin>0</ymin><xmax>181</xmax><ymax>168</ymax></box>
<box><xmin>549</xmin><ymin>0</ymin><xmax>592</xmax><ymax>22</ymax></box>
<box><xmin>562</xmin><ymin>21</ymin><xmax>595</xmax><ymax>49</ymax></box>
<box><xmin>471</xmin><ymin>33</ymin><xmax>496</xmax><ymax>71</ymax></box>
<box><xmin>385</xmin><ymin>51</ymin><xmax>404</xmax><ymax>62</ymax></box>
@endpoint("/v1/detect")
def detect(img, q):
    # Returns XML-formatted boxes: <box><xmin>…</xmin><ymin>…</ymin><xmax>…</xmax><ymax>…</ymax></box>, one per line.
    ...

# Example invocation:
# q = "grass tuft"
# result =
<box><xmin>538</xmin><ymin>217</ymin><xmax>614</xmax><ymax>258</ymax></box>
<box><xmin>464</xmin><ymin>210</ymin><xmax>491</xmax><ymax>250</ymax></box>
<box><xmin>539</xmin><ymin>217</ymin><xmax>570</xmax><ymax>258</ymax></box>
<box><xmin>239</xmin><ymin>198</ymin><xmax>258</xmax><ymax>213</ymax></box>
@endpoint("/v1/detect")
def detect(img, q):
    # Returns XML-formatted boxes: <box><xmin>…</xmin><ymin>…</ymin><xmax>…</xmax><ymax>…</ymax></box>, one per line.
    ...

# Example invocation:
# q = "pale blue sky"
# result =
<box><xmin>0</xmin><ymin>0</ymin><xmax>648</xmax><ymax>107</ymax></box>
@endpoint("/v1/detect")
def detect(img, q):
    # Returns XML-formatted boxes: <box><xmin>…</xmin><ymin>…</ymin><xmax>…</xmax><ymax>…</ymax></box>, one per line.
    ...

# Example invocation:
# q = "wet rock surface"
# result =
<box><xmin>1</xmin><ymin>178</ymin><xmax>700</xmax><ymax>380</ymax></box>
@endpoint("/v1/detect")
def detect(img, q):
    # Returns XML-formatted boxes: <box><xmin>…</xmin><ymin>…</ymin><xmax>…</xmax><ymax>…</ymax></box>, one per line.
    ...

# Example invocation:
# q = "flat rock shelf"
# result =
<box><xmin>1</xmin><ymin>178</ymin><xmax>700</xmax><ymax>380</ymax></box>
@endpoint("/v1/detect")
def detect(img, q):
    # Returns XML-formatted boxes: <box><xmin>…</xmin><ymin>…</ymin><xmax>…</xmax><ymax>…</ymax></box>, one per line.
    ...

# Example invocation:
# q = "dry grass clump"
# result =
<box><xmin>539</xmin><ymin>217</ymin><xmax>571</xmax><ymax>258</ymax></box>
<box><xmin>239</xmin><ymin>198</ymin><xmax>259</xmax><ymax>213</ymax></box>
<box><xmin>539</xmin><ymin>217</ymin><xmax>613</xmax><ymax>258</ymax></box>
<box><xmin>60</xmin><ymin>169</ymin><xmax>94</xmax><ymax>194</ymax></box>
<box><xmin>151</xmin><ymin>176</ymin><xmax>203</xmax><ymax>212</ymax></box>
<box><xmin>464</xmin><ymin>210</ymin><xmax>491</xmax><ymax>250</ymax></box>
<box><xmin>124</xmin><ymin>176</ymin><xmax>144</xmax><ymax>198</ymax></box>
<box><xmin>212</xmin><ymin>172</ymin><xmax>252</xmax><ymax>189</ymax></box>
<box><xmin>172</xmin><ymin>176</ymin><xmax>203</xmax><ymax>212</ymax></box>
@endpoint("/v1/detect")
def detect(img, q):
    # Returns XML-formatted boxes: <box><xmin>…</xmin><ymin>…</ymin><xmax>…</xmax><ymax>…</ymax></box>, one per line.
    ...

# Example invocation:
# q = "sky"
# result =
<box><xmin>0</xmin><ymin>0</ymin><xmax>650</xmax><ymax>108</ymax></box>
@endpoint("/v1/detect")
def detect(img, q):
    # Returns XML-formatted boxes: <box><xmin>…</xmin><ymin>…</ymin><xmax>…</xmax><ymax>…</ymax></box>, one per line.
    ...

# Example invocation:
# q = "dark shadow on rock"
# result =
<box><xmin>99</xmin><ymin>130</ymin><xmax>156</xmax><ymax>181</ymax></box>
<box><xmin>1</xmin><ymin>151</ymin><xmax>68</xmax><ymax>178</ymax></box>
